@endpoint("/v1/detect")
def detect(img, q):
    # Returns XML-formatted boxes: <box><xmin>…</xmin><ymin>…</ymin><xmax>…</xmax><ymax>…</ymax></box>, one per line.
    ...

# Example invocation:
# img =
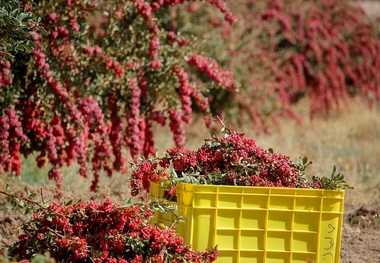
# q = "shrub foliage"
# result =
<box><xmin>0</xmin><ymin>0</ymin><xmax>42</xmax><ymax>61</ymax></box>
<box><xmin>170</xmin><ymin>0</ymin><xmax>380</xmax><ymax>130</ymax></box>
<box><xmin>0</xmin><ymin>0</ymin><xmax>236</xmax><ymax>189</ymax></box>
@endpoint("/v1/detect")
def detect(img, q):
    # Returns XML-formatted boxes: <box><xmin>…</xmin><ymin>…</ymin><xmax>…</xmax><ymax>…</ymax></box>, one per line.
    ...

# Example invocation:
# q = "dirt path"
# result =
<box><xmin>340</xmin><ymin>205</ymin><xmax>380</xmax><ymax>263</ymax></box>
<box><xmin>341</xmin><ymin>224</ymin><xmax>380</xmax><ymax>263</ymax></box>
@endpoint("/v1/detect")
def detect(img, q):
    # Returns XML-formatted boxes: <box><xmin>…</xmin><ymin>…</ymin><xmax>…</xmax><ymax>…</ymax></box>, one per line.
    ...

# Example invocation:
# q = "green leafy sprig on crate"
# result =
<box><xmin>131</xmin><ymin>126</ymin><xmax>353</xmax><ymax>198</ymax></box>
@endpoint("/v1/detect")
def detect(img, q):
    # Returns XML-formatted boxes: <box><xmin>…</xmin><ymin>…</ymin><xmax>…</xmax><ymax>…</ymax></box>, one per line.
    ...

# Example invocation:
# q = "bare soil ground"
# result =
<box><xmin>340</xmin><ymin>205</ymin><xmax>380</xmax><ymax>263</ymax></box>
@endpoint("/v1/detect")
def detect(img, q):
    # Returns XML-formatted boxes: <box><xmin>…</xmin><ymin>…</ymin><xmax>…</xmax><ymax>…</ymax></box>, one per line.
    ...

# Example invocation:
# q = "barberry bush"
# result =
<box><xmin>0</xmin><ymin>0</ymin><xmax>42</xmax><ymax>61</ymax></box>
<box><xmin>130</xmin><ymin>126</ymin><xmax>351</xmax><ymax>198</ymax></box>
<box><xmin>1</xmin><ymin>188</ymin><xmax>218</xmax><ymax>263</ymax></box>
<box><xmin>169</xmin><ymin>0</ymin><xmax>380</xmax><ymax>131</ymax></box>
<box><xmin>0</xmin><ymin>0</ymin><xmax>236</xmax><ymax>190</ymax></box>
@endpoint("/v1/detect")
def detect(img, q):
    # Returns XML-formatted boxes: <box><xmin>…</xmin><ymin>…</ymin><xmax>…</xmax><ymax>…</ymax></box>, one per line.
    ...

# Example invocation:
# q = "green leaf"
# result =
<box><xmin>25</xmin><ymin>206</ymin><xmax>32</xmax><ymax>214</ymax></box>
<box><xmin>20</xmin><ymin>42</ymin><xmax>35</xmax><ymax>52</ymax></box>
<box><xmin>28</xmin><ymin>193</ymin><xmax>37</xmax><ymax>199</ymax></box>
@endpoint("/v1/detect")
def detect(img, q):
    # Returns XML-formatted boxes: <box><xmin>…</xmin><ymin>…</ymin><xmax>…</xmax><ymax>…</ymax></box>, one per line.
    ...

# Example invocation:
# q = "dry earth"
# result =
<box><xmin>340</xmin><ymin>204</ymin><xmax>380</xmax><ymax>263</ymax></box>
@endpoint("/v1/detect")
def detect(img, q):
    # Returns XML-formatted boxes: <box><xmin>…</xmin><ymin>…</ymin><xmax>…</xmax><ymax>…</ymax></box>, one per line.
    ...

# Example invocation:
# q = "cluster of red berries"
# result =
<box><xmin>8</xmin><ymin>198</ymin><xmax>219</xmax><ymax>263</ymax></box>
<box><xmin>131</xmin><ymin>127</ymin><xmax>327</xmax><ymax>198</ymax></box>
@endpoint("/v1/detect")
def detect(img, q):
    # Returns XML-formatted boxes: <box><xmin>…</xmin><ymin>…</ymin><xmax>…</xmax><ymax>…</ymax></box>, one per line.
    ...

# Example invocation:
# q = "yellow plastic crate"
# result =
<box><xmin>150</xmin><ymin>182</ymin><xmax>345</xmax><ymax>263</ymax></box>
